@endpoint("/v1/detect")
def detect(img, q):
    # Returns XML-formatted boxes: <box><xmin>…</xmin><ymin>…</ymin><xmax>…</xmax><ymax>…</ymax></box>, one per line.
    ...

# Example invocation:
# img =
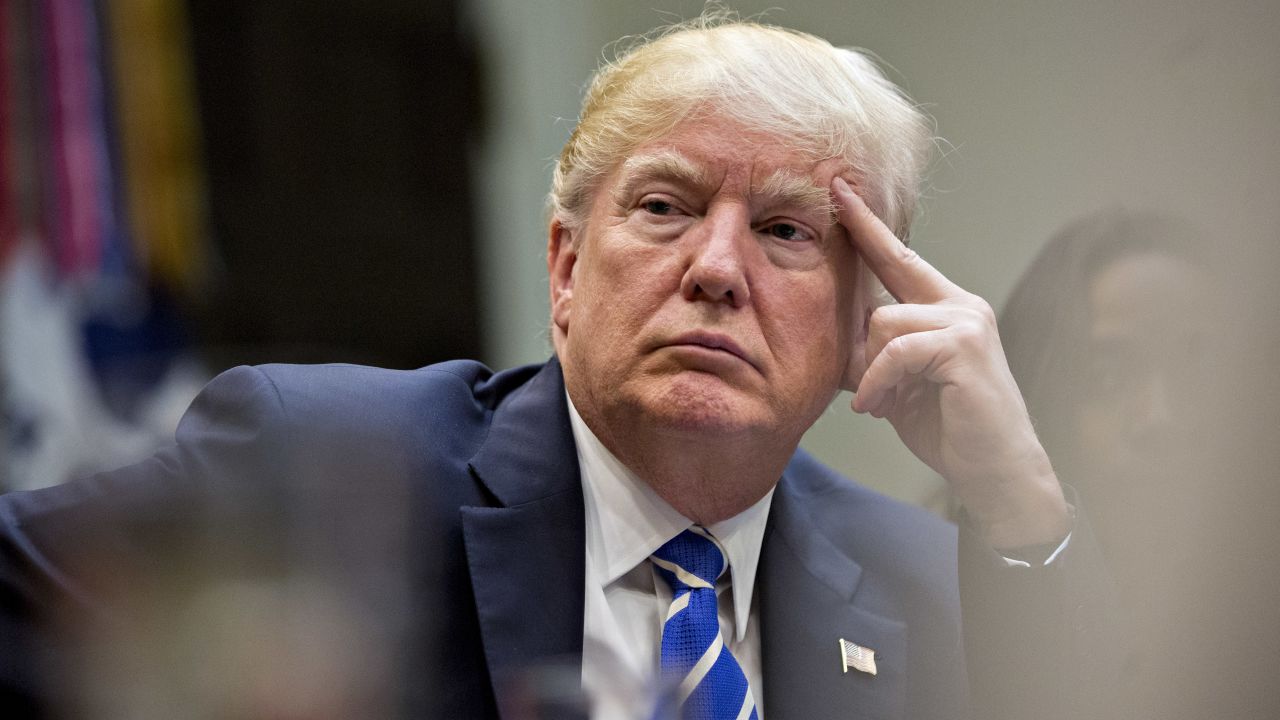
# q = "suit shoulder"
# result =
<box><xmin>181</xmin><ymin>359</ymin><xmax>545</xmax><ymax>474</ymax></box>
<box><xmin>784</xmin><ymin>448</ymin><xmax>956</xmax><ymax>567</ymax></box>
<box><xmin>786</xmin><ymin>449</ymin><xmax>951</xmax><ymax>528</ymax></box>
<box><xmin>240</xmin><ymin>359</ymin><xmax>541</xmax><ymax>428</ymax></box>
<box><xmin>251</xmin><ymin>359</ymin><xmax>492</xmax><ymax>408</ymax></box>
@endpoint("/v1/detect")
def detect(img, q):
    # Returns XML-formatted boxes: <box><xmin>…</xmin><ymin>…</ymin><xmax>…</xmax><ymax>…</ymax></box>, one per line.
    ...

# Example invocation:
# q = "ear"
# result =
<box><xmin>547</xmin><ymin>217</ymin><xmax>579</xmax><ymax>342</ymax></box>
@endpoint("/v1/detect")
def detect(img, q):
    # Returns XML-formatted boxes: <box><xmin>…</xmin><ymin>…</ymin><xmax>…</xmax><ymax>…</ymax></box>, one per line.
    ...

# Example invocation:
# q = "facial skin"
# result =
<box><xmin>1076</xmin><ymin>251</ymin><xmax>1216</xmax><ymax>560</ymax></box>
<box><xmin>547</xmin><ymin>113</ymin><xmax>1069</xmax><ymax>546</ymax></box>
<box><xmin>1072</xmin><ymin>250</ymin><xmax>1223</xmax><ymax>696</ymax></box>
<box><xmin>548</xmin><ymin>115</ymin><xmax>866</xmax><ymax>522</ymax></box>
<box><xmin>1078</xmin><ymin>252</ymin><xmax>1212</xmax><ymax>489</ymax></box>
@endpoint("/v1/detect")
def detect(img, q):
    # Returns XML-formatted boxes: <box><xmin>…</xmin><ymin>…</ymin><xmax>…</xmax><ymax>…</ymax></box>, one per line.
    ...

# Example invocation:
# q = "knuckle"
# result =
<box><xmin>957</xmin><ymin>305</ymin><xmax>986</xmax><ymax>327</ymax></box>
<box><xmin>974</xmin><ymin>298</ymin><xmax>997</xmax><ymax>323</ymax></box>
<box><xmin>951</xmin><ymin>321</ymin><xmax>988</xmax><ymax>352</ymax></box>
<box><xmin>857</xmin><ymin>202</ymin><xmax>879</xmax><ymax>224</ymax></box>
<box><xmin>884</xmin><ymin>334</ymin><xmax>911</xmax><ymax>359</ymax></box>
<box><xmin>961</xmin><ymin>292</ymin><xmax>996</xmax><ymax>318</ymax></box>
<box><xmin>952</xmin><ymin>294</ymin><xmax>996</xmax><ymax>329</ymax></box>
<box><xmin>867</xmin><ymin>305</ymin><xmax>897</xmax><ymax>333</ymax></box>
<box><xmin>895</xmin><ymin>244</ymin><xmax>923</xmax><ymax>267</ymax></box>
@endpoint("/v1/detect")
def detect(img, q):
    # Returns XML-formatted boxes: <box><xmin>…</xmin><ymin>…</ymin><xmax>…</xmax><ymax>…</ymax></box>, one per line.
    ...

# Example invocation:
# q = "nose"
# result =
<box><xmin>679</xmin><ymin>205</ymin><xmax>751</xmax><ymax>307</ymax></box>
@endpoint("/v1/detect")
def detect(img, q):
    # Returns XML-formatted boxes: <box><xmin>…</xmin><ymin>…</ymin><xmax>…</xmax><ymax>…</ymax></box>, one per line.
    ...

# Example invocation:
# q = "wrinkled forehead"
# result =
<box><xmin>607</xmin><ymin>116</ymin><xmax>850</xmax><ymax>211</ymax></box>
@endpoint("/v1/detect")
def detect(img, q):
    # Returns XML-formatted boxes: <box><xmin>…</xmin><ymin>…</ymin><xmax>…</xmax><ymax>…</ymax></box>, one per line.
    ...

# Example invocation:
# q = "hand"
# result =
<box><xmin>832</xmin><ymin>178</ymin><xmax>1070</xmax><ymax>549</ymax></box>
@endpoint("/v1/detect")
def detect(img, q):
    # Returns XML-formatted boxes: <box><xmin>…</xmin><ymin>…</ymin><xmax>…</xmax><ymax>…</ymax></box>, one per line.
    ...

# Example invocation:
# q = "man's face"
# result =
<box><xmin>550</xmin><ymin>115</ymin><xmax>862</xmax><ymax>447</ymax></box>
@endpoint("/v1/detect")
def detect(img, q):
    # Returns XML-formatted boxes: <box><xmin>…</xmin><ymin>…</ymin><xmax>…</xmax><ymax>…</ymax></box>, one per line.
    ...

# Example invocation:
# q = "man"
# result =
<box><xmin>0</xmin><ymin>18</ymin><xmax>1112</xmax><ymax>720</ymax></box>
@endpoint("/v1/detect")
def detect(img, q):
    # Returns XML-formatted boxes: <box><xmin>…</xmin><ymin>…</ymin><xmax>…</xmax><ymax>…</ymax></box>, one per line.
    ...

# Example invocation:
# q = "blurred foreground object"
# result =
<box><xmin>1000</xmin><ymin>209</ymin><xmax>1280</xmax><ymax>719</ymax></box>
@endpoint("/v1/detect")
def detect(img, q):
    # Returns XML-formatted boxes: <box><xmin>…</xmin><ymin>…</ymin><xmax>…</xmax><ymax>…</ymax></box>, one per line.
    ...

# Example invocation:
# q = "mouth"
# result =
<box><xmin>663</xmin><ymin>331</ymin><xmax>760</xmax><ymax>373</ymax></box>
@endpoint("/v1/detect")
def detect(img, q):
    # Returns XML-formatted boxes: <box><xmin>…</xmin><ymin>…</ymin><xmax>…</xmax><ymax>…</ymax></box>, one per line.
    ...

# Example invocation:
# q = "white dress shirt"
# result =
<box><xmin>569</xmin><ymin>396</ymin><xmax>774</xmax><ymax>720</ymax></box>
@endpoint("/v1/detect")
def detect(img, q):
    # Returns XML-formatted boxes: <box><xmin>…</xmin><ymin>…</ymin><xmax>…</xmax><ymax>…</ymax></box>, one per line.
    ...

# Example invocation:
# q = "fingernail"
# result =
<box><xmin>832</xmin><ymin>177</ymin><xmax>851</xmax><ymax>194</ymax></box>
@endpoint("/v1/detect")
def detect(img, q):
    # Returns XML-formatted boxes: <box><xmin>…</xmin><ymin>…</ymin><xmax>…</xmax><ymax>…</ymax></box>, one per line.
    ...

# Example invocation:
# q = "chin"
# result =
<box><xmin>637</xmin><ymin>372</ymin><xmax>771</xmax><ymax>435</ymax></box>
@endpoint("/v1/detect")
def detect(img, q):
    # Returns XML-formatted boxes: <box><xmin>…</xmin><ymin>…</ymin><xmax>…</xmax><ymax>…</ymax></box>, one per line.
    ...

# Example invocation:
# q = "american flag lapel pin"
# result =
<box><xmin>839</xmin><ymin>638</ymin><xmax>877</xmax><ymax>676</ymax></box>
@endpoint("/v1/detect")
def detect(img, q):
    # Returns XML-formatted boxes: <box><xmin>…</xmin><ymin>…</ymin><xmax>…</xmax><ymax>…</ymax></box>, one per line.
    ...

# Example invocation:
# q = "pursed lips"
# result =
<box><xmin>663</xmin><ymin>331</ymin><xmax>761</xmax><ymax>373</ymax></box>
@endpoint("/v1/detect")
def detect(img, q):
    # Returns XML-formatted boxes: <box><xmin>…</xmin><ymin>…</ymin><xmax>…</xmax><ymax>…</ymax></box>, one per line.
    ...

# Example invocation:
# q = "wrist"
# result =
<box><xmin>998</xmin><ymin>530</ymin><xmax>1071</xmax><ymax>566</ymax></box>
<box><xmin>961</xmin><ymin>449</ymin><xmax>1072</xmax><ymax>549</ymax></box>
<box><xmin>977</xmin><ymin>474</ymin><xmax>1072</xmax><ymax>550</ymax></box>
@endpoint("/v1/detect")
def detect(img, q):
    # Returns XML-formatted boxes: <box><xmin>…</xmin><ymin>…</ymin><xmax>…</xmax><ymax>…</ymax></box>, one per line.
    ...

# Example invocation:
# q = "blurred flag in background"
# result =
<box><xmin>1</xmin><ymin>0</ymin><xmax>211</xmax><ymax>491</ymax></box>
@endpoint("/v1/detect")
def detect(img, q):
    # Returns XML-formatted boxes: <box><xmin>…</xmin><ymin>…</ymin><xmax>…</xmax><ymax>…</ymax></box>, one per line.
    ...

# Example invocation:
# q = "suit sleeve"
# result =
<box><xmin>959</xmin><ymin>488</ymin><xmax>1123</xmax><ymax>720</ymax></box>
<box><xmin>0</xmin><ymin>366</ymin><xmax>289</xmax><ymax>716</ymax></box>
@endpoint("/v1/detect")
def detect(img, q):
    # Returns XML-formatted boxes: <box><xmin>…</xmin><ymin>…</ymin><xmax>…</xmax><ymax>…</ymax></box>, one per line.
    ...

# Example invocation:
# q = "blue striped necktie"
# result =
<box><xmin>651</xmin><ymin>527</ymin><xmax>759</xmax><ymax>720</ymax></box>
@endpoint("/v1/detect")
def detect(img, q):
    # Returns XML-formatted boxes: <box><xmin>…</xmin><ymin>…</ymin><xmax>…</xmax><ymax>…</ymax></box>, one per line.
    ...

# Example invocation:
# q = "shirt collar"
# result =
<box><xmin>569</xmin><ymin>393</ymin><xmax>774</xmax><ymax>641</ymax></box>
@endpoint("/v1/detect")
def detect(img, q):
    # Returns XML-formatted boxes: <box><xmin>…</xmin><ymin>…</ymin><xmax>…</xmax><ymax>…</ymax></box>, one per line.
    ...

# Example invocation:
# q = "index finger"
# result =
<box><xmin>831</xmin><ymin>177</ymin><xmax>959</xmax><ymax>304</ymax></box>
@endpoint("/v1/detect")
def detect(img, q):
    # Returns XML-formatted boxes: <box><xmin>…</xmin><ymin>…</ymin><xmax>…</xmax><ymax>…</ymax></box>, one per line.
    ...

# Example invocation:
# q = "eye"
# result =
<box><xmin>642</xmin><ymin>199</ymin><xmax>675</xmax><ymax>216</ymax></box>
<box><xmin>769</xmin><ymin>223</ymin><xmax>799</xmax><ymax>240</ymax></box>
<box><xmin>761</xmin><ymin>221</ymin><xmax>812</xmax><ymax>243</ymax></box>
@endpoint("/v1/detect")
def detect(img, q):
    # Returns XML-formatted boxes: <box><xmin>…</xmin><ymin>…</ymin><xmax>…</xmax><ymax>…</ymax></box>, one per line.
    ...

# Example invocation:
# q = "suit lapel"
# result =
<box><xmin>457</xmin><ymin>359</ymin><xmax>909</xmax><ymax>719</ymax></box>
<box><xmin>759</xmin><ymin>473</ymin><xmax>906</xmax><ymax>720</ymax></box>
<box><xmin>461</xmin><ymin>359</ymin><xmax>587</xmax><ymax>717</ymax></box>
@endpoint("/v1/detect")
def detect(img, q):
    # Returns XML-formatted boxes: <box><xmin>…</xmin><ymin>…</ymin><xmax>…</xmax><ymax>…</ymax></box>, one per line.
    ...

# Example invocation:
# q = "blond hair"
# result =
<box><xmin>550</xmin><ymin>15</ymin><xmax>933</xmax><ymax>240</ymax></box>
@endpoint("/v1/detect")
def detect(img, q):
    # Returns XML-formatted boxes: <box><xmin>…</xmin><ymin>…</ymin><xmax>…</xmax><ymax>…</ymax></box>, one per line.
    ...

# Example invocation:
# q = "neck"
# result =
<box><xmin>577</xmin><ymin>402</ymin><xmax>798</xmax><ymax>525</ymax></box>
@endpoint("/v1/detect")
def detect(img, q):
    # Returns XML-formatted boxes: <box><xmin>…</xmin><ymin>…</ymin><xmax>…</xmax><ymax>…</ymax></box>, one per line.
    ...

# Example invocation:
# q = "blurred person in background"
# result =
<box><xmin>0</xmin><ymin>14</ymin><xmax>1118</xmax><ymax>720</ymax></box>
<box><xmin>1000</xmin><ymin>209</ymin><xmax>1280</xmax><ymax>719</ymax></box>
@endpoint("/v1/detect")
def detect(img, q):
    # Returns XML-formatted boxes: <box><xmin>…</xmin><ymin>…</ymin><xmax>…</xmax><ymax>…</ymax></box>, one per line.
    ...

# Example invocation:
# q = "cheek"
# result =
<box><xmin>575</xmin><ymin>243</ymin><xmax>677</xmax><ymax>338</ymax></box>
<box><xmin>821</xmin><ymin>261</ymin><xmax>860</xmax><ymax>352</ymax></box>
<box><xmin>768</xmin><ymin>273</ymin><xmax>850</xmax><ymax>379</ymax></box>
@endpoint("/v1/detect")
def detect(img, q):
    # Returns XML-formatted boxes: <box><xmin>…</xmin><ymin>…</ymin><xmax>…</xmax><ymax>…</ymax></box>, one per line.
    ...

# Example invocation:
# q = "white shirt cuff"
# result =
<box><xmin>1000</xmin><ymin>531</ymin><xmax>1072</xmax><ymax>568</ymax></box>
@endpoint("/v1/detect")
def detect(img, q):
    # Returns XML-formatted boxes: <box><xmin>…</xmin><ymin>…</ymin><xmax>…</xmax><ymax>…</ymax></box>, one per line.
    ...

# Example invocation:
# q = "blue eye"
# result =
<box><xmin>643</xmin><ymin>200</ymin><xmax>674</xmax><ymax>215</ymax></box>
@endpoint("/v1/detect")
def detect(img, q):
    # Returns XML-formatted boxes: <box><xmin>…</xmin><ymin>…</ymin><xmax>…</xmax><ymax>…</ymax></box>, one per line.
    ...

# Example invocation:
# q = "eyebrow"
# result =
<box><xmin>754</xmin><ymin>169</ymin><xmax>838</xmax><ymax>226</ymax></box>
<box><xmin>611</xmin><ymin>151</ymin><xmax>837</xmax><ymax>226</ymax></box>
<box><xmin>611</xmin><ymin>151</ymin><xmax>711</xmax><ymax>205</ymax></box>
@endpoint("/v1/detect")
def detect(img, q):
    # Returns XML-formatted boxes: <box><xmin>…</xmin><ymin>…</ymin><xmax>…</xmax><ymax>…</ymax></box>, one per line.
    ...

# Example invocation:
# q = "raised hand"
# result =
<box><xmin>833</xmin><ymin>178</ymin><xmax>1070</xmax><ymax>549</ymax></box>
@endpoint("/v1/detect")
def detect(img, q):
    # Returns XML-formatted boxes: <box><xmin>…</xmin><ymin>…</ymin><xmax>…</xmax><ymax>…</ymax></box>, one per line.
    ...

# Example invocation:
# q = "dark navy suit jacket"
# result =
<box><xmin>0</xmin><ymin>358</ymin><xmax>1114</xmax><ymax>719</ymax></box>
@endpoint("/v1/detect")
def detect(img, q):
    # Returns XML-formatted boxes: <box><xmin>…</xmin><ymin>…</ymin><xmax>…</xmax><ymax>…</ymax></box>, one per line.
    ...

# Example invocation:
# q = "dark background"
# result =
<box><xmin>187</xmin><ymin>0</ymin><xmax>483</xmax><ymax>370</ymax></box>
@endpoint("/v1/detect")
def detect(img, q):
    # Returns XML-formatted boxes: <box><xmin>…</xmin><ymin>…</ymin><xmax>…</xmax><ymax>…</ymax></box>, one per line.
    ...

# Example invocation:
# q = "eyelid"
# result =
<box><xmin>637</xmin><ymin>192</ymin><xmax>691</xmax><ymax>215</ymax></box>
<box><xmin>756</xmin><ymin>217</ymin><xmax>819</xmax><ymax>243</ymax></box>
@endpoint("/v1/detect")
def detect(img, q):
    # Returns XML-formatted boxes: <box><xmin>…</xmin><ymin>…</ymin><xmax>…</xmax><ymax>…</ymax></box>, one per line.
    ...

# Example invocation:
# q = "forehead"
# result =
<box><xmin>617</xmin><ymin>115</ymin><xmax>847</xmax><ymax>191</ymax></box>
<box><xmin>1089</xmin><ymin>253</ymin><xmax>1209</xmax><ymax>339</ymax></box>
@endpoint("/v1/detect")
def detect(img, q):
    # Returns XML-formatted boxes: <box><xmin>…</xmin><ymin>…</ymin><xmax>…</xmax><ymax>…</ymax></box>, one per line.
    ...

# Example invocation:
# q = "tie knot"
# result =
<box><xmin>651</xmin><ymin>527</ymin><xmax>727</xmax><ymax>591</ymax></box>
